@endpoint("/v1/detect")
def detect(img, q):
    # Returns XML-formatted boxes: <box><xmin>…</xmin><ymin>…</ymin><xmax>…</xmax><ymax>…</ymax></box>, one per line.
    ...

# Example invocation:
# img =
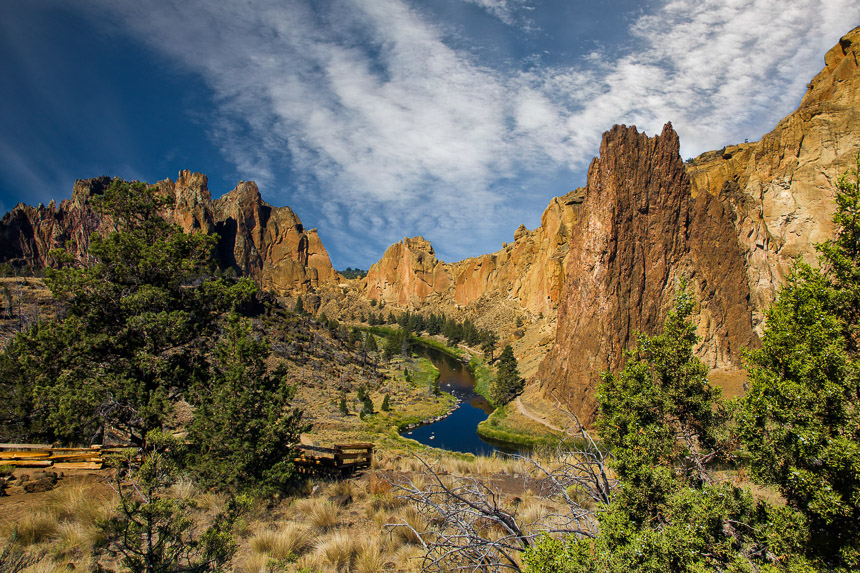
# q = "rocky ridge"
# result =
<box><xmin>534</xmin><ymin>123</ymin><xmax>758</xmax><ymax>421</ymax></box>
<box><xmin>0</xmin><ymin>170</ymin><xmax>340</xmax><ymax>294</ymax></box>
<box><xmin>686</xmin><ymin>26</ymin><xmax>860</xmax><ymax>327</ymax></box>
<box><xmin>361</xmin><ymin>188</ymin><xmax>584</xmax><ymax>330</ymax></box>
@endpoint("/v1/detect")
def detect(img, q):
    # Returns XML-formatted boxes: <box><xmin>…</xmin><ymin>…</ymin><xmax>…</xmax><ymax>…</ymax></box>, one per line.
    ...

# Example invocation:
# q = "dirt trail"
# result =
<box><xmin>514</xmin><ymin>397</ymin><xmax>562</xmax><ymax>433</ymax></box>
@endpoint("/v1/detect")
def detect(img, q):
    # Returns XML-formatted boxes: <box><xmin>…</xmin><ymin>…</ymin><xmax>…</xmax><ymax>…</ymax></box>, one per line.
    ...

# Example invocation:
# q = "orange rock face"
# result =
<box><xmin>686</xmin><ymin>26</ymin><xmax>860</xmax><ymax>328</ymax></box>
<box><xmin>362</xmin><ymin>190</ymin><xmax>583</xmax><ymax>317</ymax></box>
<box><xmin>535</xmin><ymin>123</ymin><xmax>758</xmax><ymax>423</ymax></box>
<box><xmin>0</xmin><ymin>170</ymin><xmax>339</xmax><ymax>294</ymax></box>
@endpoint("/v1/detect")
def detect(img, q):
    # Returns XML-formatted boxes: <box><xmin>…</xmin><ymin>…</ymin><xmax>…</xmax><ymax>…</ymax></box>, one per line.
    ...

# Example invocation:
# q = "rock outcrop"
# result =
<box><xmin>686</xmin><ymin>26</ymin><xmax>860</xmax><ymax>327</ymax></box>
<box><xmin>534</xmin><ymin>28</ymin><xmax>859</xmax><ymax>421</ymax></box>
<box><xmin>362</xmin><ymin>188</ymin><xmax>584</xmax><ymax>319</ymax></box>
<box><xmin>0</xmin><ymin>171</ymin><xmax>339</xmax><ymax>294</ymax></box>
<box><xmin>534</xmin><ymin>123</ymin><xmax>758</xmax><ymax>422</ymax></box>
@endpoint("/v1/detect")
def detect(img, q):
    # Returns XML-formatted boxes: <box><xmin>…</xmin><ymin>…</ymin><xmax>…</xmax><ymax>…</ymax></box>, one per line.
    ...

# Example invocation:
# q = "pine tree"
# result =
<box><xmin>489</xmin><ymin>345</ymin><xmax>521</xmax><ymax>405</ymax></box>
<box><xmin>381</xmin><ymin>393</ymin><xmax>391</xmax><ymax>412</ymax></box>
<box><xmin>525</xmin><ymin>286</ymin><xmax>789</xmax><ymax>573</ymax></box>
<box><xmin>0</xmin><ymin>179</ymin><xmax>256</xmax><ymax>445</ymax></box>
<box><xmin>187</xmin><ymin>314</ymin><xmax>308</xmax><ymax>494</ymax></box>
<box><xmin>360</xmin><ymin>395</ymin><xmax>374</xmax><ymax>418</ymax></box>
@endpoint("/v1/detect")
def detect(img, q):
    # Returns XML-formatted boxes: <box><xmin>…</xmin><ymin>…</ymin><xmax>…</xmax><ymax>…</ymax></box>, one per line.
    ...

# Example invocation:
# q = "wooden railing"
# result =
<box><xmin>0</xmin><ymin>444</ymin><xmax>125</xmax><ymax>470</ymax></box>
<box><xmin>294</xmin><ymin>443</ymin><xmax>374</xmax><ymax>474</ymax></box>
<box><xmin>1</xmin><ymin>442</ymin><xmax>375</xmax><ymax>475</ymax></box>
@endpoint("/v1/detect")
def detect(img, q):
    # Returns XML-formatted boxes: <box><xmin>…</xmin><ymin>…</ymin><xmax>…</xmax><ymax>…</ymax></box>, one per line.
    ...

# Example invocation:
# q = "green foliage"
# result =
<box><xmin>100</xmin><ymin>431</ymin><xmax>240</xmax><ymax>572</ymax></box>
<box><xmin>359</xmin><ymin>395</ymin><xmax>374</xmax><ymax>419</ymax></box>
<box><xmin>481</xmin><ymin>330</ymin><xmax>498</xmax><ymax>361</ymax></box>
<box><xmin>364</xmin><ymin>331</ymin><xmax>378</xmax><ymax>354</ymax></box>
<box><xmin>338</xmin><ymin>267</ymin><xmax>367</xmax><ymax>279</ymax></box>
<box><xmin>739</xmin><ymin>156</ymin><xmax>860</xmax><ymax>571</ymax></box>
<box><xmin>525</xmin><ymin>285</ymin><xmax>789</xmax><ymax>573</ymax></box>
<box><xmin>339</xmin><ymin>397</ymin><xmax>349</xmax><ymax>416</ymax></box>
<box><xmin>381</xmin><ymin>393</ymin><xmax>391</xmax><ymax>412</ymax></box>
<box><xmin>187</xmin><ymin>314</ymin><xmax>308</xmax><ymax>495</ymax></box>
<box><xmin>0</xmin><ymin>179</ymin><xmax>256</xmax><ymax>445</ymax></box>
<box><xmin>293</xmin><ymin>296</ymin><xmax>305</xmax><ymax>315</ymax></box>
<box><xmin>429</xmin><ymin>373</ymin><xmax>441</xmax><ymax>396</ymax></box>
<box><xmin>489</xmin><ymin>345</ymin><xmax>521</xmax><ymax>405</ymax></box>
<box><xmin>382</xmin><ymin>328</ymin><xmax>406</xmax><ymax>361</ymax></box>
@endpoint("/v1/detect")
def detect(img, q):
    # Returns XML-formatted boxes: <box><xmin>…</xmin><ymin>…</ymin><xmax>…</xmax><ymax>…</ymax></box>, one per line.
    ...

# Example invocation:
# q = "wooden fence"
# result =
<box><xmin>0</xmin><ymin>444</ymin><xmax>121</xmax><ymax>470</ymax></box>
<box><xmin>2</xmin><ymin>442</ymin><xmax>375</xmax><ymax>475</ymax></box>
<box><xmin>294</xmin><ymin>443</ymin><xmax>374</xmax><ymax>474</ymax></box>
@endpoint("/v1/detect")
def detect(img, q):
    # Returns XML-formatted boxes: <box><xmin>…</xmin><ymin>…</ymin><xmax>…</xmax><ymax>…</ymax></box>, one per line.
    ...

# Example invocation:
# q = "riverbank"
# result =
<box><xmin>363</xmin><ymin>356</ymin><xmax>457</xmax><ymax>433</ymax></box>
<box><xmin>413</xmin><ymin>336</ymin><xmax>561</xmax><ymax>450</ymax></box>
<box><xmin>476</xmin><ymin>403</ymin><xmax>560</xmax><ymax>449</ymax></box>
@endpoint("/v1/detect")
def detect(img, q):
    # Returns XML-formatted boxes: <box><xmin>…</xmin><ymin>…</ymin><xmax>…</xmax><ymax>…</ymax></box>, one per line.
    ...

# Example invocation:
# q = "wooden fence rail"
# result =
<box><xmin>294</xmin><ymin>443</ymin><xmax>374</xmax><ymax>474</ymax></box>
<box><xmin>0</xmin><ymin>444</ymin><xmax>129</xmax><ymax>470</ymax></box>
<box><xmin>2</xmin><ymin>442</ymin><xmax>375</xmax><ymax>475</ymax></box>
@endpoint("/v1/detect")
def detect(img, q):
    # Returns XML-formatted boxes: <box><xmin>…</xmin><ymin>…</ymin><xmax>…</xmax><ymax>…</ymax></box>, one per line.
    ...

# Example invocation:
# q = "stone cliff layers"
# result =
<box><xmin>686</xmin><ymin>26</ymin><xmax>860</xmax><ymax>327</ymax></box>
<box><xmin>535</xmin><ymin>27</ymin><xmax>859</xmax><ymax>422</ymax></box>
<box><xmin>0</xmin><ymin>170</ymin><xmax>339</xmax><ymax>294</ymax></box>
<box><xmin>362</xmin><ymin>187</ymin><xmax>584</xmax><ymax>318</ymax></box>
<box><xmin>534</xmin><ymin>123</ymin><xmax>758</xmax><ymax>422</ymax></box>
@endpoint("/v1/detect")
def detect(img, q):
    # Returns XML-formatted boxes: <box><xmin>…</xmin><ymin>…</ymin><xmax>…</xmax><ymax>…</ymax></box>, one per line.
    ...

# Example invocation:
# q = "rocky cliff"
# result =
<box><xmin>686</xmin><ymin>26</ymin><xmax>860</xmax><ymax>327</ymax></box>
<box><xmin>0</xmin><ymin>170</ymin><xmax>340</xmax><ymax>294</ymax></box>
<box><xmin>534</xmin><ymin>28</ymin><xmax>859</xmax><ymax>422</ymax></box>
<box><xmin>534</xmin><ymin>123</ymin><xmax>758</xmax><ymax>421</ymax></box>
<box><xmin>363</xmin><ymin>187</ymin><xmax>583</xmax><ymax>320</ymax></box>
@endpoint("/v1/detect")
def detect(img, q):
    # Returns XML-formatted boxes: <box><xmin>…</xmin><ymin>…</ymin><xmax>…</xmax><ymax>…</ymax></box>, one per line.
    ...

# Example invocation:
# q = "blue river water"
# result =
<box><xmin>401</xmin><ymin>344</ymin><xmax>520</xmax><ymax>456</ymax></box>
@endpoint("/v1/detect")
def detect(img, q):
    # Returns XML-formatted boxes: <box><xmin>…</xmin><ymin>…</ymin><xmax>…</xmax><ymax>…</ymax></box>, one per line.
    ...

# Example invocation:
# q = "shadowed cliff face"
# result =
<box><xmin>534</xmin><ymin>123</ymin><xmax>758</xmax><ymax>423</ymax></box>
<box><xmin>0</xmin><ymin>170</ymin><xmax>339</xmax><ymax>294</ymax></box>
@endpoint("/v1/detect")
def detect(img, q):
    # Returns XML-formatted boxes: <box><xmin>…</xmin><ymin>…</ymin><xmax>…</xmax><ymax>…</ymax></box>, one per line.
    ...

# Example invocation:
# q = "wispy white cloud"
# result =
<box><xmin>461</xmin><ymin>0</ymin><xmax>533</xmax><ymax>26</ymax></box>
<box><xmin>80</xmin><ymin>0</ymin><xmax>859</xmax><ymax>265</ymax></box>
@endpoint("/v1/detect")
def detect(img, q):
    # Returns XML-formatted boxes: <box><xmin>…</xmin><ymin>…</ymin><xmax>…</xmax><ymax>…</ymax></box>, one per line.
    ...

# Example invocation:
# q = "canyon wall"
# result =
<box><xmin>536</xmin><ymin>27</ymin><xmax>858</xmax><ymax>421</ymax></box>
<box><xmin>534</xmin><ymin>123</ymin><xmax>758</xmax><ymax>421</ymax></box>
<box><xmin>687</xmin><ymin>26</ymin><xmax>860</xmax><ymax>327</ymax></box>
<box><xmin>0</xmin><ymin>170</ymin><xmax>340</xmax><ymax>294</ymax></box>
<box><xmin>362</xmin><ymin>187</ymin><xmax>584</xmax><ymax>319</ymax></box>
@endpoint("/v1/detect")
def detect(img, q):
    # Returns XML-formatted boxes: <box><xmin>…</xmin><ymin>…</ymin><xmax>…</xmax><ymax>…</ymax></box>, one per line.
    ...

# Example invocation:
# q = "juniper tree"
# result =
<box><xmin>0</xmin><ymin>179</ymin><xmax>255</xmax><ymax>445</ymax></box>
<box><xmin>739</xmin><ymin>156</ymin><xmax>860</xmax><ymax>571</ymax></box>
<box><xmin>525</xmin><ymin>286</ymin><xmax>792</xmax><ymax>573</ymax></box>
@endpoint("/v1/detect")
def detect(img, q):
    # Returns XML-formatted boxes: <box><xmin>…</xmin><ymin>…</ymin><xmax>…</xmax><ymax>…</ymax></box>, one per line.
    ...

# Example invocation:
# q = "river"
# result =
<box><xmin>401</xmin><ymin>344</ymin><xmax>520</xmax><ymax>455</ymax></box>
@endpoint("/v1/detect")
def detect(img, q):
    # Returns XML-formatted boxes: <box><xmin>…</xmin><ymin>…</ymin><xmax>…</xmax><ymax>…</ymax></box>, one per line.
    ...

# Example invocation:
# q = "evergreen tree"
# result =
<box><xmin>364</xmin><ymin>332</ymin><xmax>378</xmax><ymax>354</ymax></box>
<box><xmin>481</xmin><ymin>331</ymin><xmax>499</xmax><ymax>362</ymax></box>
<box><xmin>100</xmin><ymin>431</ymin><xmax>239</xmax><ymax>572</ymax></box>
<box><xmin>187</xmin><ymin>315</ymin><xmax>308</xmax><ymax>495</ymax></box>
<box><xmin>381</xmin><ymin>393</ymin><xmax>391</xmax><ymax>412</ymax></box>
<box><xmin>525</xmin><ymin>286</ymin><xmax>795</xmax><ymax>572</ymax></box>
<box><xmin>739</xmin><ymin>157</ymin><xmax>860</xmax><ymax>570</ymax></box>
<box><xmin>339</xmin><ymin>397</ymin><xmax>349</xmax><ymax>416</ymax></box>
<box><xmin>489</xmin><ymin>345</ymin><xmax>521</xmax><ymax>405</ymax></box>
<box><xmin>293</xmin><ymin>296</ymin><xmax>304</xmax><ymax>315</ymax></box>
<box><xmin>0</xmin><ymin>179</ymin><xmax>254</xmax><ymax>445</ymax></box>
<box><xmin>360</xmin><ymin>395</ymin><xmax>374</xmax><ymax>418</ymax></box>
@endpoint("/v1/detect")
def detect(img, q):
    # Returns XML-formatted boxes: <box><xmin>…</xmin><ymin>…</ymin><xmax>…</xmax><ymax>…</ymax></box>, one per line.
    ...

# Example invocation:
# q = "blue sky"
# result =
<box><xmin>1</xmin><ymin>1</ymin><xmax>856</xmax><ymax>269</ymax></box>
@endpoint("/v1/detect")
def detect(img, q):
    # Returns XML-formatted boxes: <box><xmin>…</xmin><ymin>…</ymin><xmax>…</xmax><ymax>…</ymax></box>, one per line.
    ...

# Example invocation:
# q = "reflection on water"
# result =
<box><xmin>402</xmin><ymin>344</ymin><xmax>520</xmax><ymax>456</ymax></box>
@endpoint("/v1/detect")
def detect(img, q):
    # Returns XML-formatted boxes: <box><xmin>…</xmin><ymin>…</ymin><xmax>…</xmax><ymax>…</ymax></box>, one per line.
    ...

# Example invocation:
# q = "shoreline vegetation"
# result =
<box><xmin>408</xmin><ymin>334</ymin><xmax>560</xmax><ymax>450</ymax></box>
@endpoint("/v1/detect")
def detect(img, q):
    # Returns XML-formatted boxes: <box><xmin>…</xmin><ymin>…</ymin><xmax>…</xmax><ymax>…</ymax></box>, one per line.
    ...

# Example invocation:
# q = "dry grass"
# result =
<box><xmin>354</xmin><ymin>536</ymin><xmax>386</xmax><ymax>573</ymax></box>
<box><xmin>306</xmin><ymin>530</ymin><xmax>361</xmax><ymax>572</ymax></box>
<box><xmin>249</xmin><ymin>522</ymin><xmax>312</xmax><ymax>560</ymax></box>
<box><xmin>389</xmin><ymin>506</ymin><xmax>427</xmax><ymax>547</ymax></box>
<box><xmin>168</xmin><ymin>477</ymin><xmax>197</xmax><ymax>500</ymax></box>
<box><xmin>291</xmin><ymin>497</ymin><xmax>341</xmax><ymax>531</ymax></box>
<box><xmin>5</xmin><ymin>512</ymin><xmax>58</xmax><ymax>546</ymax></box>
